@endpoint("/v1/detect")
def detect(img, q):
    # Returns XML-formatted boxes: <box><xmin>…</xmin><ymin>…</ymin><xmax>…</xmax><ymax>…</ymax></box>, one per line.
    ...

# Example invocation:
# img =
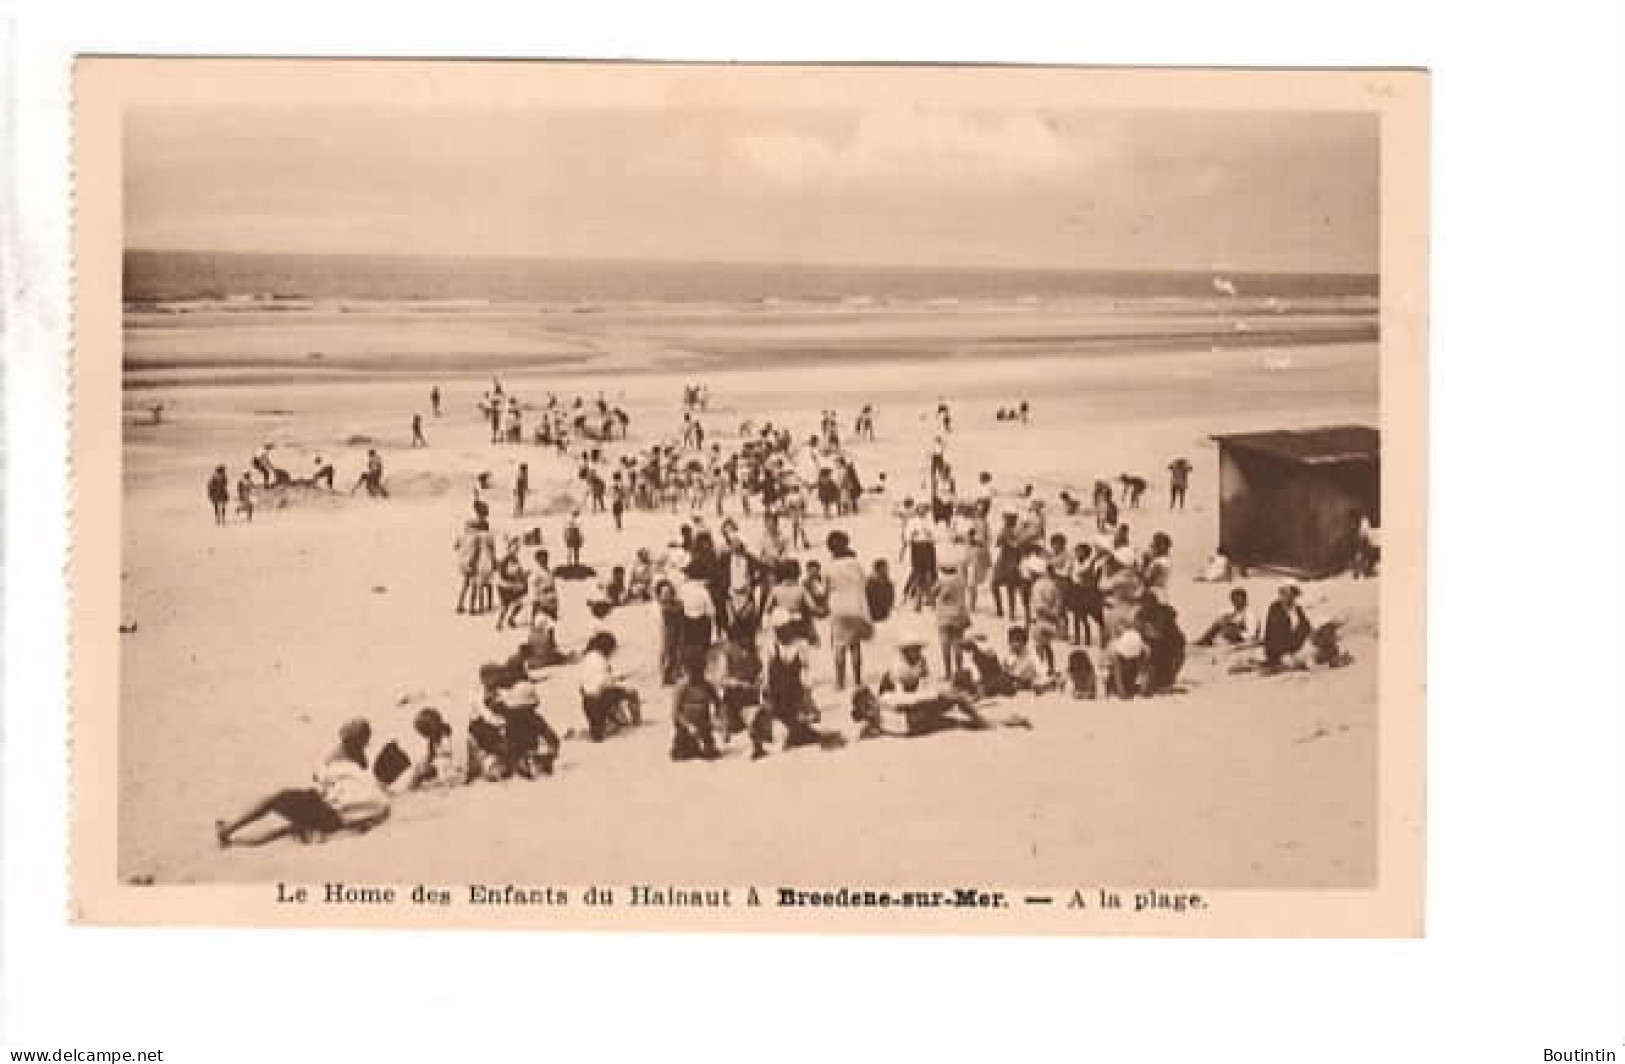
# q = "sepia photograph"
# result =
<box><xmin>72</xmin><ymin>60</ymin><xmax>1427</xmax><ymax>932</ymax></box>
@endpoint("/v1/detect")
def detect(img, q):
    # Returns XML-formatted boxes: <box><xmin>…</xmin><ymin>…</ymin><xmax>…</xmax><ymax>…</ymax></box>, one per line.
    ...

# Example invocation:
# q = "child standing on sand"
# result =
<box><xmin>494</xmin><ymin>538</ymin><xmax>529</xmax><ymax>630</ymax></box>
<box><xmin>528</xmin><ymin>550</ymin><xmax>559</xmax><ymax>623</ymax></box>
<box><xmin>454</xmin><ymin>519</ymin><xmax>483</xmax><ymax>614</ymax></box>
<box><xmin>513</xmin><ymin>463</ymin><xmax>529</xmax><ymax>517</ymax></box>
<box><xmin>866</xmin><ymin>559</ymin><xmax>896</xmax><ymax>623</ymax></box>
<box><xmin>824</xmin><ymin>531</ymin><xmax>873</xmax><ymax>691</ymax></box>
<box><xmin>654</xmin><ymin>578</ymin><xmax>684</xmax><ymax>686</ymax></box>
<box><xmin>563</xmin><ymin>511</ymin><xmax>585</xmax><ymax>569</ymax></box>
<box><xmin>235</xmin><ymin>471</ymin><xmax>256</xmax><ymax>523</ymax></box>
<box><xmin>1029</xmin><ymin>557</ymin><xmax>1063</xmax><ymax>675</ymax></box>
<box><xmin>207</xmin><ymin>466</ymin><xmax>229</xmax><ymax>525</ymax></box>
<box><xmin>471</xmin><ymin>519</ymin><xmax>497</xmax><ymax>615</ymax></box>
<box><xmin>934</xmin><ymin>559</ymin><xmax>972</xmax><ymax>680</ymax></box>
<box><xmin>801</xmin><ymin>559</ymin><xmax>830</xmax><ymax>645</ymax></box>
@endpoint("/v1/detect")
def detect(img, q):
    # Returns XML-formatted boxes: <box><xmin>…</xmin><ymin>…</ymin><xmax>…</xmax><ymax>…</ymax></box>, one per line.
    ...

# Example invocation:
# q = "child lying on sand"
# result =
<box><xmin>215</xmin><ymin>719</ymin><xmax>390</xmax><ymax>847</ymax></box>
<box><xmin>851</xmin><ymin>639</ymin><xmax>1032</xmax><ymax>739</ymax></box>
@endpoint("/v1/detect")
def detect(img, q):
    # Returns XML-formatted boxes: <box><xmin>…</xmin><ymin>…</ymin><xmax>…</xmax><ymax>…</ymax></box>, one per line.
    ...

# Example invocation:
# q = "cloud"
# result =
<box><xmin>730</xmin><ymin>109</ymin><xmax>1093</xmax><ymax>186</ymax></box>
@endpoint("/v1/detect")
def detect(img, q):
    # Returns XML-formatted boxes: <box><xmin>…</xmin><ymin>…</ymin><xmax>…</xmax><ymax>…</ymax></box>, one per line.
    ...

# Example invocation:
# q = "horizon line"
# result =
<box><xmin>124</xmin><ymin>247</ymin><xmax>1378</xmax><ymax>278</ymax></box>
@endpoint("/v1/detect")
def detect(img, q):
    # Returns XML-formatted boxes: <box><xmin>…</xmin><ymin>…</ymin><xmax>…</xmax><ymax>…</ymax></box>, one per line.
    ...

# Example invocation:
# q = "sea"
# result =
<box><xmin>124</xmin><ymin>250</ymin><xmax>1378</xmax><ymax>306</ymax></box>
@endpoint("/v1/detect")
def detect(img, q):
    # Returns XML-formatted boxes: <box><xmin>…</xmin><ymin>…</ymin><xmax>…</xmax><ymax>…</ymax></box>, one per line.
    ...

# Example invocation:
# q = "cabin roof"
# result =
<box><xmin>1211</xmin><ymin>425</ymin><xmax>1379</xmax><ymax>466</ymax></box>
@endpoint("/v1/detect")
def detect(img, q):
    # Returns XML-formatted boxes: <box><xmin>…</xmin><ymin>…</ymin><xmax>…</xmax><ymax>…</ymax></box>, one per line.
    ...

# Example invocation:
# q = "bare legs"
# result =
<box><xmin>834</xmin><ymin>642</ymin><xmax>863</xmax><ymax>690</ymax></box>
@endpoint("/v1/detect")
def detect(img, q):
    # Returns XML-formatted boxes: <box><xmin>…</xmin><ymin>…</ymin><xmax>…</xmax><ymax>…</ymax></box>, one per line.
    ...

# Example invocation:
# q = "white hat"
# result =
<box><xmin>1111</xmin><ymin>630</ymin><xmax>1147</xmax><ymax>659</ymax></box>
<box><xmin>501</xmin><ymin>681</ymin><xmax>541</xmax><ymax>709</ymax></box>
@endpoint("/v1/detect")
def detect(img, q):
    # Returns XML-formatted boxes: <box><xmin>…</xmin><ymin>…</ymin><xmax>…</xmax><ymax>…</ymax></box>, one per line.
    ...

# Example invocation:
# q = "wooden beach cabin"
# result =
<box><xmin>1211</xmin><ymin>425</ymin><xmax>1380</xmax><ymax>578</ymax></box>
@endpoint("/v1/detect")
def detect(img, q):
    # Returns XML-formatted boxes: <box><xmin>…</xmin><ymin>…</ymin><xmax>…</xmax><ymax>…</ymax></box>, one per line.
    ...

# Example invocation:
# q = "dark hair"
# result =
<box><xmin>533</xmin><ymin>550</ymin><xmax>550</xmax><ymax>567</ymax></box>
<box><xmin>413</xmin><ymin>707</ymin><xmax>451</xmax><ymax>741</ymax></box>
<box><xmin>1007</xmin><ymin>625</ymin><xmax>1028</xmax><ymax>644</ymax></box>
<box><xmin>585</xmin><ymin>631</ymin><xmax>618</xmax><ymax>656</ymax></box>
<box><xmin>1230</xmin><ymin>588</ymin><xmax>1249</xmax><ymax>605</ymax></box>
<box><xmin>777</xmin><ymin>558</ymin><xmax>802</xmax><ymax>581</ymax></box>
<box><xmin>1151</xmin><ymin>532</ymin><xmax>1172</xmax><ymax>554</ymax></box>
<box><xmin>826</xmin><ymin>530</ymin><xmax>852</xmax><ymax>556</ymax></box>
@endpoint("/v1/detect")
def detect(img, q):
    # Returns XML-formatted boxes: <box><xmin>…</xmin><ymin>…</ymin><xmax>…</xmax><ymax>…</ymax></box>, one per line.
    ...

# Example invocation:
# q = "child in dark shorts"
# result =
<box><xmin>715</xmin><ymin>628</ymin><xmax>763</xmax><ymax>741</ymax></box>
<box><xmin>670</xmin><ymin>658</ymin><xmax>722</xmax><ymax>762</ymax></box>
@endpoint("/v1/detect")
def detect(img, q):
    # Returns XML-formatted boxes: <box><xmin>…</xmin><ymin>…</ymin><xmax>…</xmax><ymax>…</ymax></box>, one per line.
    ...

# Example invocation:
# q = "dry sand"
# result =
<box><xmin>119</xmin><ymin>300</ymin><xmax>1379</xmax><ymax>890</ymax></box>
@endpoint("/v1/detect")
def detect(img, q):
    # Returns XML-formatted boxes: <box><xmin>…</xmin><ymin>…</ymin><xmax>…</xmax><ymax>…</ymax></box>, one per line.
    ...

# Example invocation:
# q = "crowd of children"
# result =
<box><xmin>213</xmin><ymin>386</ymin><xmax>1363</xmax><ymax>849</ymax></box>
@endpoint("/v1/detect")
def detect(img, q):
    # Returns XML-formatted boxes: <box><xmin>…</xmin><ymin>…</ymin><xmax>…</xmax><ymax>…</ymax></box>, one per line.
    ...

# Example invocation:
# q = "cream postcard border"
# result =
<box><xmin>71</xmin><ymin>59</ymin><xmax>1428</xmax><ymax>935</ymax></box>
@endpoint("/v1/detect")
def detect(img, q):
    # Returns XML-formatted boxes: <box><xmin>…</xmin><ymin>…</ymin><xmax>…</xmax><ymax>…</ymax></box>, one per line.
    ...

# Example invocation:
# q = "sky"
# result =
<box><xmin>124</xmin><ymin>106</ymin><xmax>1379</xmax><ymax>273</ymax></box>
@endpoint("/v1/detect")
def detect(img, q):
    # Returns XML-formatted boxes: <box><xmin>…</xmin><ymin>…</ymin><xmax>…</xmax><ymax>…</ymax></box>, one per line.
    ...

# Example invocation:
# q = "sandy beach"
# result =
<box><xmin>119</xmin><ymin>298</ymin><xmax>1379</xmax><ymax>890</ymax></box>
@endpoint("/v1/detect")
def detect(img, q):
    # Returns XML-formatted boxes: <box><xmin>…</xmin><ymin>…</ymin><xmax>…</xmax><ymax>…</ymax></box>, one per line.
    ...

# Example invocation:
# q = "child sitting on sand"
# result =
<box><xmin>311</xmin><ymin>456</ymin><xmax>336</xmax><ymax>491</ymax></box>
<box><xmin>1135</xmin><ymin>594</ymin><xmax>1186</xmax><ymax>696</ymax></box>
<box><xmin>1195</xmin><ymin>588</ymin><xmax>1259</xmax><ymax>647</ymax></box>
<box><xmin>626</xmin><ymin>549</ymin><xmax>654</xmax><ymax>602</ymax></box>
<box><xmin>1066</xmin><ymin>649</ymin><xmax>1099</xmax><ymax>699</ymax></box>
<box><xmin>405</xmin><ymin>707</ymin><xmax>469</xmax><ymax>790</ymax></box>
<box><xmin>851</xmin><ymin>639</ymin><xmax>1020</xmax><ymax>739</ymax></box>
<box><xmin>751</xmin><ymin>610</ymin><xmax>827</xmax><ymax>760</ymax></box>
<box><xmin>1104</xmin><ymin>628</ymin><xmax>1149</xmax><ymax>700</ymax></box>
<box><xmin>478</xmin><ymin>675</ymin><xmax>561</xmax><ymax>779</ymax></box>
<box><xmin>578</xmin><ymin>631</ymin><xmax>642</xmax><ymax>742</ymax></box>
<box><xmin>669</xmin><ymin>657</ymin><xmax>723</xmax><ymax>762</ymax></box>
<box><xmin>513</xmin><ymin>610</ymin><xmax>571</xmax><ymax>676</ymax></box>
<box><xmin>715</xmin><ymin>626</ymin><xmax>763</xmax><ymax>743</ymax></box>
<box><xmin>1002</xmin><ymin>626</ymin><xmax>1058</xmax><ymax>694</ymax></box>
<box><xmin>964</xmin><ymin>632</ymin><xmax>1016</xmax><ymax>697</ymax></box>
<box><xmin>215</xmin><ymin>719</ymin><xmax>390</xmax><ymax>847</ymax></box>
